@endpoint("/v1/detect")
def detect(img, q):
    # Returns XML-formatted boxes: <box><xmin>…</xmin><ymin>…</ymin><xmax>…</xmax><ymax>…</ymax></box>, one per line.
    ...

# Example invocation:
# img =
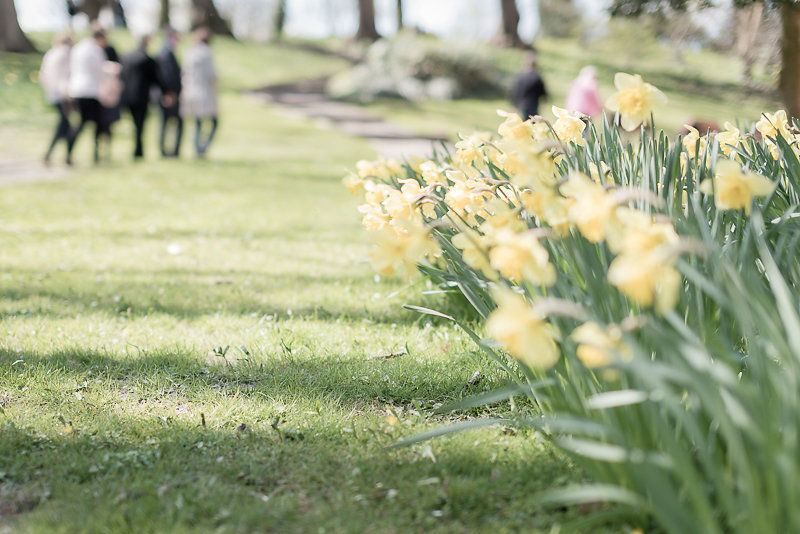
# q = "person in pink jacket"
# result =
<box><xmin>566</xmin><ymin>66</ymin><xmax>603</xmax><ymax>118</ymax></box>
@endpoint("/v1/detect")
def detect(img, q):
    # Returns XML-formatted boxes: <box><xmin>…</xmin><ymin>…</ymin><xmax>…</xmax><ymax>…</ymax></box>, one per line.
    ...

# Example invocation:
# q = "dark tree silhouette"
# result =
<box><xmin>160</xmin><ymin>0</ymin><xmax>170</xmax><ymax>28</ymax></box>
<box><xmin>0</xmin><ymin>0</ymin><xmax>36</xmax><ymax>53</ymax></box>
<box><xmin>190</xmin><ymin>0</ymin><xmax>233</xmax><ymax>36</ymax></box>
<box><xmin>273</xmin><ymin>0</ymin><xmax>287</xmax><ymax>41</ymax></box>
<box><xmin>355</xmin><ymin>0</ymin><xmax>380</xmax><ymax>41</ymax></box>
<box><xmin>396</xmin><ymin>0</ymin><xmax>404</xmax><ymax>31</ymax></box>
<box><xmin>495</xmin><ymin>0</ymin><xmax>525</xmax><ymax>48</ymax></box>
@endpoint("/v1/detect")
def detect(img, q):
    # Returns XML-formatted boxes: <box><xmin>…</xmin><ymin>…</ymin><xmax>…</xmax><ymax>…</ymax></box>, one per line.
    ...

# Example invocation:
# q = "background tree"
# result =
<box><xmin>396</xmin><ymin>0</ymin><xmax>403</xmax><ymax>31</ymax></box>
<box><xmin>495</xmin><ymin>0</ymin><xmax>525</xmax><ymax>48</ymax></box>
<box><xmin>190</xmin><ymin>0</ymin><xmax>234</xmax><ymax>36</ymax></box>
<box><xmin>0</xmin><ymin>0</ymin><xmax>36</xmax><ymax>53</ymax></box>
<box><xmin>67</xmin><ymin>0</ymin><xmax>105</xmax><ymax>21</ymax></box>
<box><xmin>734</xmin><ymin>2</ymin><xmax>764</xmax><ymax>81</ymax></box>
<box><xmin>160</xmin><ymin>0</ymin><xmax>171</xmax><ymax>28</ymax></box>
<box><xmin>781</xmin><ymin>2</ymin><xmax>800</xmax><ymax>117</ymax></box>
<box><xmin>272</xmin><ymin>0</ymin><xmax>287</xmax><ymax>41</ymax></box>
<box><xmin>66</xmin><ymin>0</ymin><xmax>125</xmax><ymax>26</ymax></box>
<box><xmin>355</xmin><ymin>0</ymin><xmax>380</xmax><ymax>41</ymax></box>
<box><xmin>611</xmin><ymin>0</ymin><xmax>800</xmax><ymax>118</ymax></box>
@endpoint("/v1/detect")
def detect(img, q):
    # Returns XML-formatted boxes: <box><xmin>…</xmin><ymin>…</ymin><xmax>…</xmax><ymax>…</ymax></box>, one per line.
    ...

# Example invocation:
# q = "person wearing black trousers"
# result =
<box><xmin>66</xmin><ymin>28</ymin><xmax>109</xmax><ymax>165</ymax></box>
<box><xmin>511</xmin><ymin>52</ymin><xmax>548</xmax><ymax>119</ymax></box>
<box><xmin>40</xmin><ymin>33</ymin><xmax>74</xmax><ymax>165</ymax></box>
<box><xmin>156</xmin><ymin>28</ymin><xmax>183</xmax><ymax>158</ymax></box>
<box><xmin>120</xmin><ymin>35</ymin><xmax>162</xmax><ymax>160</ymax></box>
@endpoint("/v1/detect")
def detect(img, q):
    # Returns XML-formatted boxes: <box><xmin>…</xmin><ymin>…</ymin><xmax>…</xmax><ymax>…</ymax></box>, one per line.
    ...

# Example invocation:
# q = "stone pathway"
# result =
<box><xmin>0</xmin><ymin>159</ymin><xmax>67</xmax><ymax>187</ymax></box>
<box><xmin>251</xmin><ymin>78</ymin><xmax>450</xmax><ymax>160</ymax></box>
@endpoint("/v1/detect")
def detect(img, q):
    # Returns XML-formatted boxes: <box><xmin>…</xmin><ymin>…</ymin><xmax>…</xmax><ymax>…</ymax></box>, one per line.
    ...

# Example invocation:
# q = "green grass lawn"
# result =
<box><xmin>0</xmin><ymin>39</ymin><xmax>590</xmax><ymax>533</ymax></box>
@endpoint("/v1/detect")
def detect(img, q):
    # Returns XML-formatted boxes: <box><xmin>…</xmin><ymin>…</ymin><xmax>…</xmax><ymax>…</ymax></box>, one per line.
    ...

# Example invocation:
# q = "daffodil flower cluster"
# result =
<box><xmin>346</xmin><ymin>72</ymin><xmax>788</xmax><ymax>377</ymax></box>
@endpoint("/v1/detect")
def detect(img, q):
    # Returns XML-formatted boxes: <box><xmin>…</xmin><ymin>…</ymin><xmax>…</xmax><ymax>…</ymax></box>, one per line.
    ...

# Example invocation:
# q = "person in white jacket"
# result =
<box><xmin>181</xmin><ymin>27</ymin><xmax>219</xmax><ymax>157</ymax></box>
<box><xmin>40</xmin><ymin>33</ymin><xmax>73</xmax><ymax>165</ymax></box>
<box><xmin>66</xmin><ymin>28</ymin><xmax>109</xmax><ymax>164</ymax></box>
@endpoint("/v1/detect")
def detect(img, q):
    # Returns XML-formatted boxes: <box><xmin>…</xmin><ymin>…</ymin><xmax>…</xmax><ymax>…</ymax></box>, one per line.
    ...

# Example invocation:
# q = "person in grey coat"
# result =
<box><xmin>181</xmin><ymin>27</ymin><xmax>218</xmax><ymax>157</ymax></box>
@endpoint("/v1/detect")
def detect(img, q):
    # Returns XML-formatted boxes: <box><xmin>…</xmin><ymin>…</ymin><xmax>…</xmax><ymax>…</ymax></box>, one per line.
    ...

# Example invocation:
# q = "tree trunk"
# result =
<box><xmin>273</xmin><ymin>0</ymin><xmax>287</xmax><ymax>41</ymax></box>
<box><xmin>780</xmin><ymin>2</ymin><xmax>800</xmax><ymax>119</ymax></box>
<box><xmin>0</xmin><ymin>0</ymin><xmax>36</xmax><ymax>53</ymax></box>
<box><xmin>396</xmin><ymin>0</ymin><xmax>403</xmax><ymax>31</ymax></box>
<box><xmin>190</xmin><ymin>0</ymin><xmax>233</xmax><ymax>36</ymax></box>
<box><xmin>111</xmin><ymin>0</ymin><xmax>126</xmax><ymax>27</ymax></box>
<box><xmin>735</xmin><ymin>2</ymin><xmax>763</xmax><ymax>83</ymax></box>
<box><xmin>355</xmin><ymin>0</ymin><xmax>380</xmax><ymax>41</ymax></box>
<box><xmin>160</xmin><ymin>0</ymin><xmax>170</xmax><ymax>28</ymax></box>
<box><xmin>78</xmin><ymin>0</ymin><xmax>106</xmax><ymax>21</ymax></box>
<box><xmin>495</xmin><ymin>0</ymin><xmax>525</xmax><ymax>48</ymax></box>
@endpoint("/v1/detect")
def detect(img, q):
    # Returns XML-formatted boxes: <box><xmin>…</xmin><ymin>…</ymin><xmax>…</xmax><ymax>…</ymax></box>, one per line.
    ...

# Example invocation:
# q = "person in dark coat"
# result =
<box><xmin>120</xmin><ymin>35</ymin><xmax>162</xmax><ymax>159</ymax></box>
<box><xmin>156</xmin><ymin>28</ymin><xmax>183</xmax><ymax>158</ymax></box>
<box><xmin>511</xmin><ymin>52</ymin><xmax>548</xmax><ymax>119</ymax></box>
<box><xmin>97</xmin><ymin>34</ymin><xmax>122</xmax><ymax>162</ymax></box>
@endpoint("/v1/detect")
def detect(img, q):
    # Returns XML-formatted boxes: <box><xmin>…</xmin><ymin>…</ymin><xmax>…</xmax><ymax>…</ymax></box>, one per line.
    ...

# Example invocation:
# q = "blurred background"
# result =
<box><xmin>2</xmin><ymin>0</ymin><xmax>795</xmax><ymax>141</ymax></box>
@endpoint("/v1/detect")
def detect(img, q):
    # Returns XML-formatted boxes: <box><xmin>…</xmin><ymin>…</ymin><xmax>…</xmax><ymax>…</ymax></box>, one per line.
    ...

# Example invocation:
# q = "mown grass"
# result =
<box><xmin>0</xmin><ymin>38</ymin><xmax>586</xmax><ymax>532</ymax></box>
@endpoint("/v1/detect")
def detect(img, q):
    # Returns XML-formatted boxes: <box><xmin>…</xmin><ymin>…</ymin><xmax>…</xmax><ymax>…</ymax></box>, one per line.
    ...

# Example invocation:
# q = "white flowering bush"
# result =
<box><xmin>345</xmin><ymin>73</ymin><xmax>800</xmax><ymax>532</ymax></box>
<box><xmin>328</xmin><ymin>33</ymin><xmax>505</xmax><ymax>102</ymax></box>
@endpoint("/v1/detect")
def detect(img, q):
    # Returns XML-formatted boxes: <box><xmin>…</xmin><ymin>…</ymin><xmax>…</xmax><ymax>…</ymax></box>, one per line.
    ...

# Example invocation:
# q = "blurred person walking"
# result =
<box><xmin>66</xmin><ymin>28</ymin><xmax>109</xmax><ymax>165</ymax></box>
<box><xmin>566</xmin><ymin>66</ymin><xmax>602</xmax><ymax>118</ymax></box>
<box><xmin>40</xmin><ymin>33</ymin><xmax>73</xmax><ymax>165</ymax></box>
<box><xmin>181</xmin><ymin>28</ymin><xmax>218</xmax><ymax>158</ymax></box>
<box><xmin>156</xmin><ymin>28</ymin><xmax>183</xmax><ymax>158</ymax></box>
<box><xmin>511</xmin><ymin>52</ymin><xmax>548</xmax><ymax>119</ymax></box>
<box><xmin>97</xmin><ymin>31</ymin><xmax>123</xmax><ymax>158</ymax></box>
<box><xmin>120</xmin><ymin>35</ymin><xmax>162</xmax><ymax>160</ymax></box>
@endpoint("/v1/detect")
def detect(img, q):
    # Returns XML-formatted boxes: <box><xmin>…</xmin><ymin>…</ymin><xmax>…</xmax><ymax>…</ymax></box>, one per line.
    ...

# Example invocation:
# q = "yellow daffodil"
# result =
<box><xmin>356</xmin><ymin>158</ymin><xmax>402</xmax><ymax>180</ymax></box>
<box><xmin>521</xmin><ymin>188</ymin><xmax>573</xmax><ymax>235</ymax></box>
<box><xmin>495</xmin><ymin>138</ymin><xmax>558</xmax><ymax>190</ymax></box>
<box><xmin>369</xmin><ymin>220</ymin><xmax>439</xmax><ymax>278</ymax></box>
<box><xmin>716</xmin><ymin>122</ymin><xmax>740</xmax><ymax>157</ymax></box>
<box><xmin>451</xmin><ymin>228</ymin><xmax>497</xmax><ymax>280</ymax></box>
<box><xmin>571</xmin><ymin>321</ymin><xmax>630</xmax><ymax>368</ymax></box>
<box><xmin>608</xmin><ymin>253</ymin><xmax>681</xmax><ymax>314</ymax></box>
<box><xmin>357</xmin><ymin>203</ymin><xmax>389</xmax><ymax>232</ymax></box>
<box><xmin>444</xmin><ymin>179</ymin><xmax>491</xmax><ymax>223</ymax></box>
<box><xmin>532</xmin><ymin>121</ymin><xmax>552</xmax><ymax>142</ymax></box>
<box><xmin>609</xmin><ymin>208</ymin><xmax>678</xmax><ymax>256</ymax></box>
<box><xmin>560</xmin><ymin>172</ymin><xmax>617</xmax><ymax>243</ymax></box>
<box><xmin>605</xmin><ymin>73</ymin><xmax>667</xmax><ymax>132</ymax></box>
<box><xmin>419</xmin><ymin>160</ymin><xmax>447</xmax><ymax>185</ymax></box>
<box><xmin>552</xmin><ymin>106</ymin><xmax>586</xmax><ymax>146</ymax></box>
<box><xmin>342</xmin><ymin>172</ymin><xmax>365</xmax><ymax>195</ymax></box>
<box><xmin>682</xmin><ymin>124</ymin><xmax>707</xmax><ymax>160</ymax></box>
<box><xmin>488</xmin><ymin>229</ymin><xmax>556</xmax><ymax>286</ymax></box>
<box><xmin>454</xmin><ymin>132</ymin><xmax>492</xmax><ymax>167</ymax></box>
<box><xmin>382</xmin><ymin>189</ymin><xmax>415</xmax><ymax>222</ymax></box>
<box><xmin>699</xmin><ymin>159</ymin><xmax>774</xmax><ymax>213</ymax></box>
<box><xmin>486</xmin><ymin>288</ymin><xmax>560</xmax><ymax>370</ymax></box>
<box><xmin>363</xmin><ymin>181</ymin><xmax>393</xmax><ymax>207</ymax></box>
<box><xmin>497</xmin><ymin>110</ymin><xmax>536</xmax><ymax>141</ymax></box>
<box><xmin>756</xmin><ymin>110</ymin><xmax>790</xmax><ymax>140</ymax></box>
<box><xmin>479</xmin><ymin>198</ymin><xmax>525</xmax><ymax>233</ymax></box>
<box><xmin>588</xmin><ymin>161</ymin><xmax>612</xmax><ymax>184</ymax></box>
